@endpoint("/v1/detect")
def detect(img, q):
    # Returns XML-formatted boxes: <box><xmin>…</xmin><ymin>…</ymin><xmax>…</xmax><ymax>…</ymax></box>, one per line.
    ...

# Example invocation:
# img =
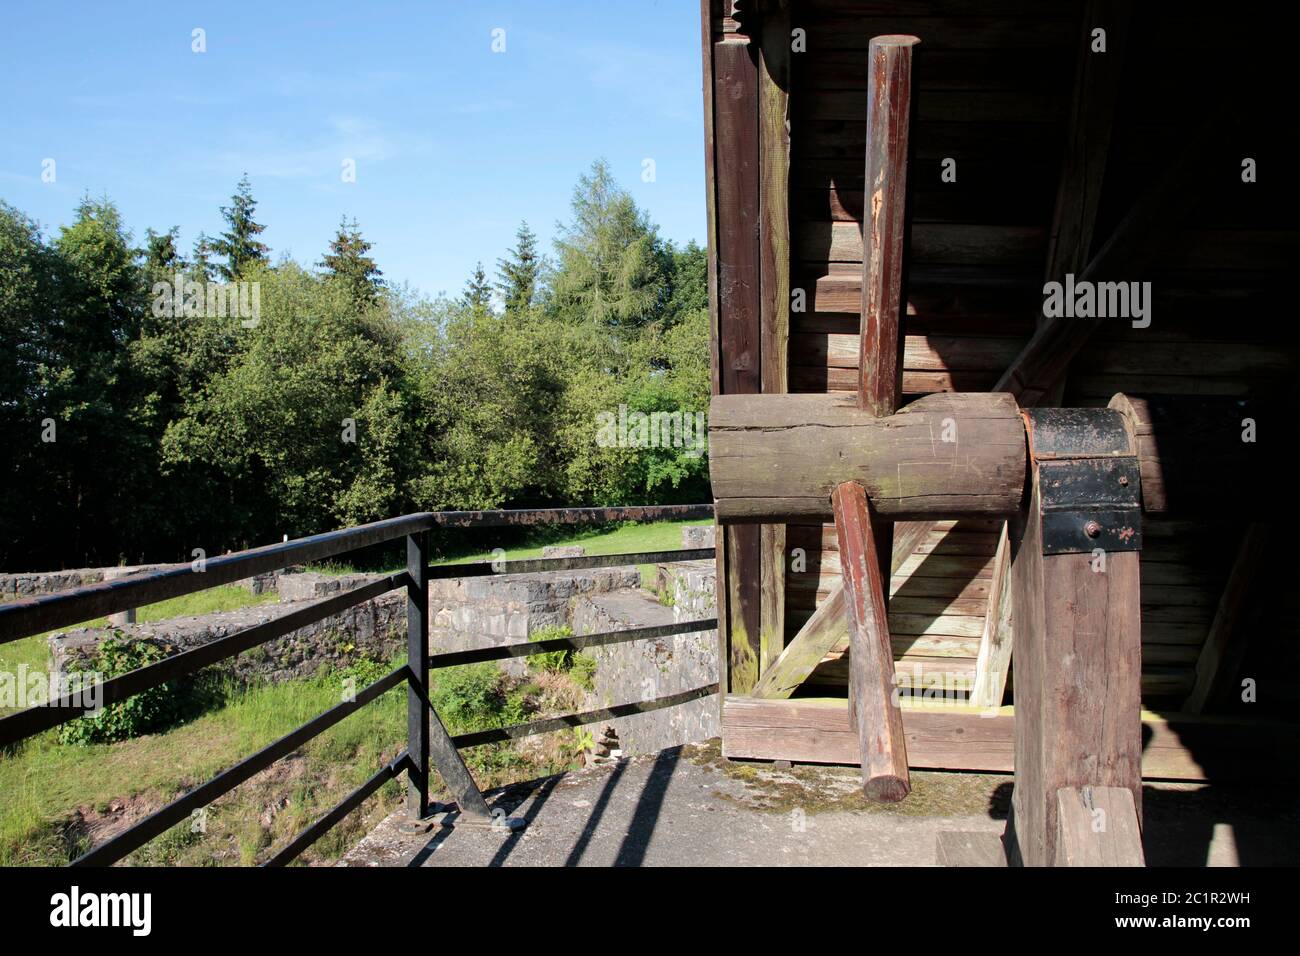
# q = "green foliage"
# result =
<box><xmin>319</xmin><ymin>216</ymin><xmax>383</xmax><ymax>307</ymax></box>
<box><xmin>58</xmin><ymin>636</ymin><xmax>186</xmax><ymax>745</ymax></box>
<box><xmin>430</xmin><ymin>663</ymin><xmax>508</xmax><ymax>730</ymax></box>
<box><xmin>0</xmin><ymin>160</ymin><xmax>711</xmax><ymax>568</ymax></box>
<box><xmin>210</xmin><ymin>174</ymin><xmax>269</xmax><ymax>280</ymax></box>
<box><xmin>496</xmin><ymin>221</ymin><xmax>542</xmax><ymax>316</ymax></box>
<box><xmin>526</xmin><ymin>625</ymin><xmax>596</xmax><ymax>688</ymax></box>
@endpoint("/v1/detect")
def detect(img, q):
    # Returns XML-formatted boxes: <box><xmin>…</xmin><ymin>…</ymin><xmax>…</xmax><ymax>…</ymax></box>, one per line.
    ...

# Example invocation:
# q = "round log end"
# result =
<box><xmin>864</xmin><ymin>775</ymin><xmax>911</xmax><ymax>804</ymax></box>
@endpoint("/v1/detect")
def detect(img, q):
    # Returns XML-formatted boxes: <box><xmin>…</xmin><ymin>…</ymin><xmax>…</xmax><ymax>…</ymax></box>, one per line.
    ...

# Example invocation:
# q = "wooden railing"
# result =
<box><xmin>0</xmin><ymin>505</ymin><xmax>717</xmax><ymax>866</ymax></box>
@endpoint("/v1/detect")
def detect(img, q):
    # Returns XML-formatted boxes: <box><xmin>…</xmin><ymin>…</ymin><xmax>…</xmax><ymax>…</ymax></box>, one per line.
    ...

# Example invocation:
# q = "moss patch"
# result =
<box><xmin>681</xmin><ymin>739</ymin><xmax>1011</xmax><ymax>819</ymax></box>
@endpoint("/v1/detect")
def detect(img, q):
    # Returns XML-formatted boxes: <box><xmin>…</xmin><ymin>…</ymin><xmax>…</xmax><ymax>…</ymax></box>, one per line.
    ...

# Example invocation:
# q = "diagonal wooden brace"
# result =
<box><xmin>832</xmin><ymin>481</ymin><xmax>910</xmax><ymax>802</ymax></box>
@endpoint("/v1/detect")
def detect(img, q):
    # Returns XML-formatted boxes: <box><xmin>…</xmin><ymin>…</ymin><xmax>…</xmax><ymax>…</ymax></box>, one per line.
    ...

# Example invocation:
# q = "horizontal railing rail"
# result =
<box><xmin>0</xmin><ymin>503</ymin><xmax>717</xmax><ymax>867</ymax></box>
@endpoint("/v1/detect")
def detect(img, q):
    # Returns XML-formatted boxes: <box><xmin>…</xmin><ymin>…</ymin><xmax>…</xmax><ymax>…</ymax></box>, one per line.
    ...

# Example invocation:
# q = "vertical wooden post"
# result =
<box><xmin>758</xmin><ymin>0</ymin><xmax>791</xmax><ymax>675</ymax></box>
<box><xmin>405</xmin><ymin>532</ymin><xmax>430</xmax><ymax>820</ymax></box>
<box><xmin>833</xmin><ymin>482</ymin><xmax>910</xmax><ymax>802</ymax></box>
<box><xmin>1009</xmin><ymin>415</ymin><xmax>1144</xmax><ymax>865</ymax></box>
<box><xmin>706</xmin><ymin>7</ymin><xmax>764</xmax><ymax>693</ymax></box>
<box><xmin>858</xmin><ymin>35</ymin><xmax>918</xmax><ymax>417</ymax></box>
<box><xmin>859</xmin><ymin>35</ymin><xmax>919</xmax><ymax>600</ymax></box>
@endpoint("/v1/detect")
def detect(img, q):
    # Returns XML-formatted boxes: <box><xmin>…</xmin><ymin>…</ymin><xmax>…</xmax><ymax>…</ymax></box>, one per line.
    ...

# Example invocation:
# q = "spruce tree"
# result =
<box><xmin>495</xmin><ymin>221</ymin><xmax>541</xmax><ymax>315</ymax></box>
<box><xmin>210</xmin><ymin>174</ymin><xmax>269</xmax><ymax>281</ymax></box>
<box><xmin>143</xmin><ymin>227</ymin><xmax>184</xmax><ymax>275</ymax></box>
<box><xmin>319</xmin><ymin>216</ymin><xmax>383</xmax><ymax>306</ymax></box>
<box><xmin>461</xmin><ymin>261</ymin><xmax>492</xmax><ymax>315</ymax></box>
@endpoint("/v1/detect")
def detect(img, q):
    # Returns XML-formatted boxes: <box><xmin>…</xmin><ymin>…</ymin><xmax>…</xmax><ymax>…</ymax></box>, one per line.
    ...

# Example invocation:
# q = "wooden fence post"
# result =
<box><xmin>1009</xmin><ymin>408</ymin><xmax>1144</xmax><ymax>865</ymax></box>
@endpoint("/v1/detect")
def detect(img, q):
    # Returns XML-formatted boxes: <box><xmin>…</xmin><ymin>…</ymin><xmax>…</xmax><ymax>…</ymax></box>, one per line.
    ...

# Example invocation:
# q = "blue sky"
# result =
<box><xmin>0</xmin><ymin>0</ymin><xmax>706</xmax><ymax>298</ymax></box>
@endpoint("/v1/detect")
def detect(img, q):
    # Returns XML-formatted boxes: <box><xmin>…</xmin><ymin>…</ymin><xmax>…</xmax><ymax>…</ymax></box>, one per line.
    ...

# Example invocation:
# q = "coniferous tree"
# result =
<box><xmin>461</xmin><ymin>261</ymin><xmax>492</xmax><ymax>315</ymax></box>
<box><xmin>143</xmin><ymin>227</ymin><xmax>185</xmax><ymax>275</ymax></box>
<box><xmin>210</xmin><ymin>174</ymin><xmax>269</xmax><ymax>280</ymax></box>
<box><xmin>191</xmin><ymin>231</ymin><xmax>216</xmax><ymax>281</ymax></box>
<box><xmin>495</xmin><ymin>221</ymin><xmax>541</xmax><ymax>315</ymax></box>
<box><xmin>319</xmin><ymin>216</ymin><xmax>383</xmax><ymax>306</ymax></box>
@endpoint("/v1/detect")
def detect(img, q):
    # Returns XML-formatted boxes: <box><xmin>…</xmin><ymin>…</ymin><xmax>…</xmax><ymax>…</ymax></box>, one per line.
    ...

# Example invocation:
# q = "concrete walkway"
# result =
<box><xmin>341</xmin><ymin>740</ymin><xmax>1293</xmax><ymax>867</ymax></box>
<box><xmin>346</xmin><ymin>741</ymin><xmax>1009</xmax><ymax>867</ymax></box>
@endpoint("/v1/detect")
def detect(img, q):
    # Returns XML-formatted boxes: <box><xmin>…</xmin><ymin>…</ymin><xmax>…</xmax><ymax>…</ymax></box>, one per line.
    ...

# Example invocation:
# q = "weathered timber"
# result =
<box><xmin>752</xmin><ymin>584</ymin><xmax>846</xmax><ymax>699</ymax></box>
<box><xmin>758</xmin><ymin>4</ymin><xmax>791</xmax><ymax>672</ymax></box>
<box><xmin>710</xmin><ymin>31</ymin><xmax>764</xmax><ymax>692</ymax></box>
<box><xmin>969</xmin><ymin>523</ymin><xmax>1013</xmax><ymax>707</ymax></box>
<box><xmin>995</xmin><ymin>111</ymin><xmax>1227</xmax><ymax>407</ymax></box>
<box><xmin>833</xmin><ymin>482</ymin><xmax>910</xmax><ymax>801</ymax></box>
<box><xmin>708</xmin><ymin>391</ymin><xmax>1027</xmax><ymax>523</ymax></box>
<box><xmin>1009</xmin><ymin>465</ymin><xmax>1142</xmax><ymax>866</ymax></box>
<box><xmin>1184</xmin><ymin>523</ymin><xmax>1269</xmax><ymax>714</ymax></box>
<box><xmin>721</xmin><ymin>695</ymin><xmax>1300</xmax><ymax>782</ymax></box>
<box><xmin>858</xmin><ymin>34</ymin><xmax>919</xmax><ymax>415</ymax></box>
<box><xmin>1054</xmin><ymin>787</ymin><xmax>1145</xmax><ymax>867</ymax></box>
<box><xmin>1108</xmin><ymin>394</ymin><xmax>1270</xmax><ymax>516</ymax></box>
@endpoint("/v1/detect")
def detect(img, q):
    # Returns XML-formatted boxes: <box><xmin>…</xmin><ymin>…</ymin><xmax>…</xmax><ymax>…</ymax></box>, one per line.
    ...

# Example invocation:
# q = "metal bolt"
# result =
<box><xmin>1118</xmin><ymin>475</ymin><xmax>1129</xmax><ymax>487</ymax></box>
<box><xmin>1084</xmin><ymin>520</ymin><xmax>1102</xmax><ymax>538</ymax></box>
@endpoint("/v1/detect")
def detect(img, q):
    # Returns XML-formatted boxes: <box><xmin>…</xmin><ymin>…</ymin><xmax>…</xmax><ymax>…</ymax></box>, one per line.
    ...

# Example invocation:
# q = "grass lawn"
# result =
<box><xmin>312</xmin><ymin>516</ymin><xmax>714</xmax><ymax>590</ymax></box>
<box><xmin>0</xmin><ymin>519</ymin><xmax>705</xmax><ymax>864</ymax></box>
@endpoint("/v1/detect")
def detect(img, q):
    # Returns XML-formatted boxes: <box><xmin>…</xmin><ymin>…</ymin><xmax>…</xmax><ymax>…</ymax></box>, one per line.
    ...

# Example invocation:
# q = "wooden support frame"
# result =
<box><xmin>758</xmin><ymin>0</ymin><xmax>792</xmax><ymax>675</ymax></box>
<box><xmin>1007</xmin><ymin>420</ymin><xmax>1143</xmax><ymax>866</ymax></box>
<box><xmin>722</xmin><ymin>695</ymin><xmax>1300</xmax><ymax>783</ymax></box>
<box><xmin>833</xmin><ymin>482</ymin><xmax>909</xmax><ymax>801</ymax></box>
<box><xmin>703</xmin><ymin>0</ymin><xmax>797</xmax><ymax>692</ymax></box>
<box><xmin>705</xmin><ymin>8</ymin><xmax>764</xmax><ymax>693</ymax></box>
<box><xmin>1185</xmin><ymin>523</ymin><xmax>1269</xmax><ymax>713</ymax></box>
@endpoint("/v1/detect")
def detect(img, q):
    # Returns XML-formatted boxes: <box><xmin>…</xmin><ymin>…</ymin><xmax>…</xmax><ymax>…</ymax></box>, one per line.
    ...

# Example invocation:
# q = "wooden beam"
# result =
<box><xmin>1054</xmin><ymin>787</ymin><xmax>1145</xmax><ymax>867</ymax></box>
<box><xmin>833</xmin><ymin>481</ymin><xmax>909</xmax><ymax>801</ymax></box>
<box><xmin>721</xmin><ymin>695</ymin><xmax>1300</xmax><ymax>783</ymax></box>
<box><xmin>995</xmin><ymin>112</ymin><xmax>1226</xmax><ymax>407</ymax></box>
<box><xmin>758</xmin><ymin>1</ymin><xmax>791</xmax><ymax>674</ymax></box>
<box><xmin>708</xmin><ymin>391</ymin><xmax>1027</xmax><ymax>523</ymax></box>
<box><xmin>1009</xmin><ymin>458</ymin><xmax>1142</xmax><ymax>866</ymax></box>
<box><xmin>1036</xmin><ymin>0</ymin><xmax>1129</xmax><ymax>407</ymax></box>
<box><xmin>1185</xmin><ymin>523</ymin><xmax>1269</xmax><ymax>714</ymax></box>
<box><xmin>969</xmin><ymin>523</ymin><xmax>1013</xmax><ymax>708</ymax></box>
<box><xmin>858</xmin><ymin>34</ymin><xmax>918</xmax><ymax>416</ymax></box>
<box><xmin>1043</xmin><ymin>0</ymin><xmax>1130</xmax><ymax>297</ymax></box>
<box><xmin>709</xmin><ymin>27</ymin><xmax>764</xmax><ymax>692</ymax></box>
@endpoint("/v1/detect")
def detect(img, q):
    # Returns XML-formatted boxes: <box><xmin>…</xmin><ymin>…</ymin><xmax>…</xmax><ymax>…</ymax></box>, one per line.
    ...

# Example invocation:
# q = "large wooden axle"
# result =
<box><xmin>708</xmin><ymin>391</ymin><xmax>1027</xmax><ymax>524</ymax></box>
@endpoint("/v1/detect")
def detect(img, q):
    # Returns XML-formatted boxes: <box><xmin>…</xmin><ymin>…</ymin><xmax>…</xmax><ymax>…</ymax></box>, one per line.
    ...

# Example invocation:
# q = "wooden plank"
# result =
<box><xmin>699</xmin><ymin>0</ymin><xmax>726</xmax><ymax>702</ymax></box>
<box><xmin>1184</xmin><ymin>524</ymin><xmax>1269</xmax><ymax>713</ymax></box>
<box><xmin>1054</xmin><ymin>787</ymin><xmax>1145</xmax><ymax>867</ymax></box>
<box><xmin>800</xmin><ymin>222</ymin><xmax>1047</xmax><ymax>267</ymax></box>
<box><xmin>834</xmin><ymin>481</ymin><xmax>910</xmax><ymax>801</ymax></box>
<box><xmin>970</xmin><ymin>524</ymin><xmax>1013</xmax><ymax>707</ymax></box>
<box><xmin>711</xmin><ymin>34</ymin><xmax>764</xmax><ymax>692</ymax></box>
<box><xmin>752</xmin><ymin>585</ymin><xmax>848</xmax><ymax>699</ymax></box>
<box><xmin>721</xmin><ymin>695</ymin><xmax>1300</xmax><ymax>782</ymax></box>
<box><xmin>758</xmin><ymin>3</ymin><xmax>792</xmax><ymax>674</ymax></box>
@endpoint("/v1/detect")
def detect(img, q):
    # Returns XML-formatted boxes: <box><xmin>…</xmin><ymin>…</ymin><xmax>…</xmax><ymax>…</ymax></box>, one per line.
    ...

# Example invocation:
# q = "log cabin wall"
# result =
<box><xmin>704</xmin><ymin>0</ymin><xmax>1295</xmax><ymax>713</ymax></box>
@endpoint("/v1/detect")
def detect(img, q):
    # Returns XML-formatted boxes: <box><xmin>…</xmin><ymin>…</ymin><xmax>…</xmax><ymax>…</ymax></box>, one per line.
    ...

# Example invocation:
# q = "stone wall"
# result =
<box><xmin>38</xmin><ymin>529</ymin><xmax>723</xmax><ymax>756</ymax></box>
<box><xmin>573</xmin><ymin>570</ymin><xmax>718</xmax><ymax>755</ymax></box>
<box><xmin>49</xmin><ymin>573</ymin><xmax>405</xmax><ymax>685</ymax></box>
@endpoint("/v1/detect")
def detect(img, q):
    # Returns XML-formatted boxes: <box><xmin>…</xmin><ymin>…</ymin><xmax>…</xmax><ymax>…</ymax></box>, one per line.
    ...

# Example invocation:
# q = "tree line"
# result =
<box><xmin>0</xmin><ymin>160</ymin><xmax>710</xmax><ymax>569</ymax></box>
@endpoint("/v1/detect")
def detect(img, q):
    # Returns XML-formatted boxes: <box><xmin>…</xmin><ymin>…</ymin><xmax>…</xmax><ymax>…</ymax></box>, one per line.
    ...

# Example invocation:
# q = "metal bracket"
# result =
<box><xmin>1037</xmin><ymin>457</ymin><xmax>1142</xmax><ymax>555</ymax></box>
